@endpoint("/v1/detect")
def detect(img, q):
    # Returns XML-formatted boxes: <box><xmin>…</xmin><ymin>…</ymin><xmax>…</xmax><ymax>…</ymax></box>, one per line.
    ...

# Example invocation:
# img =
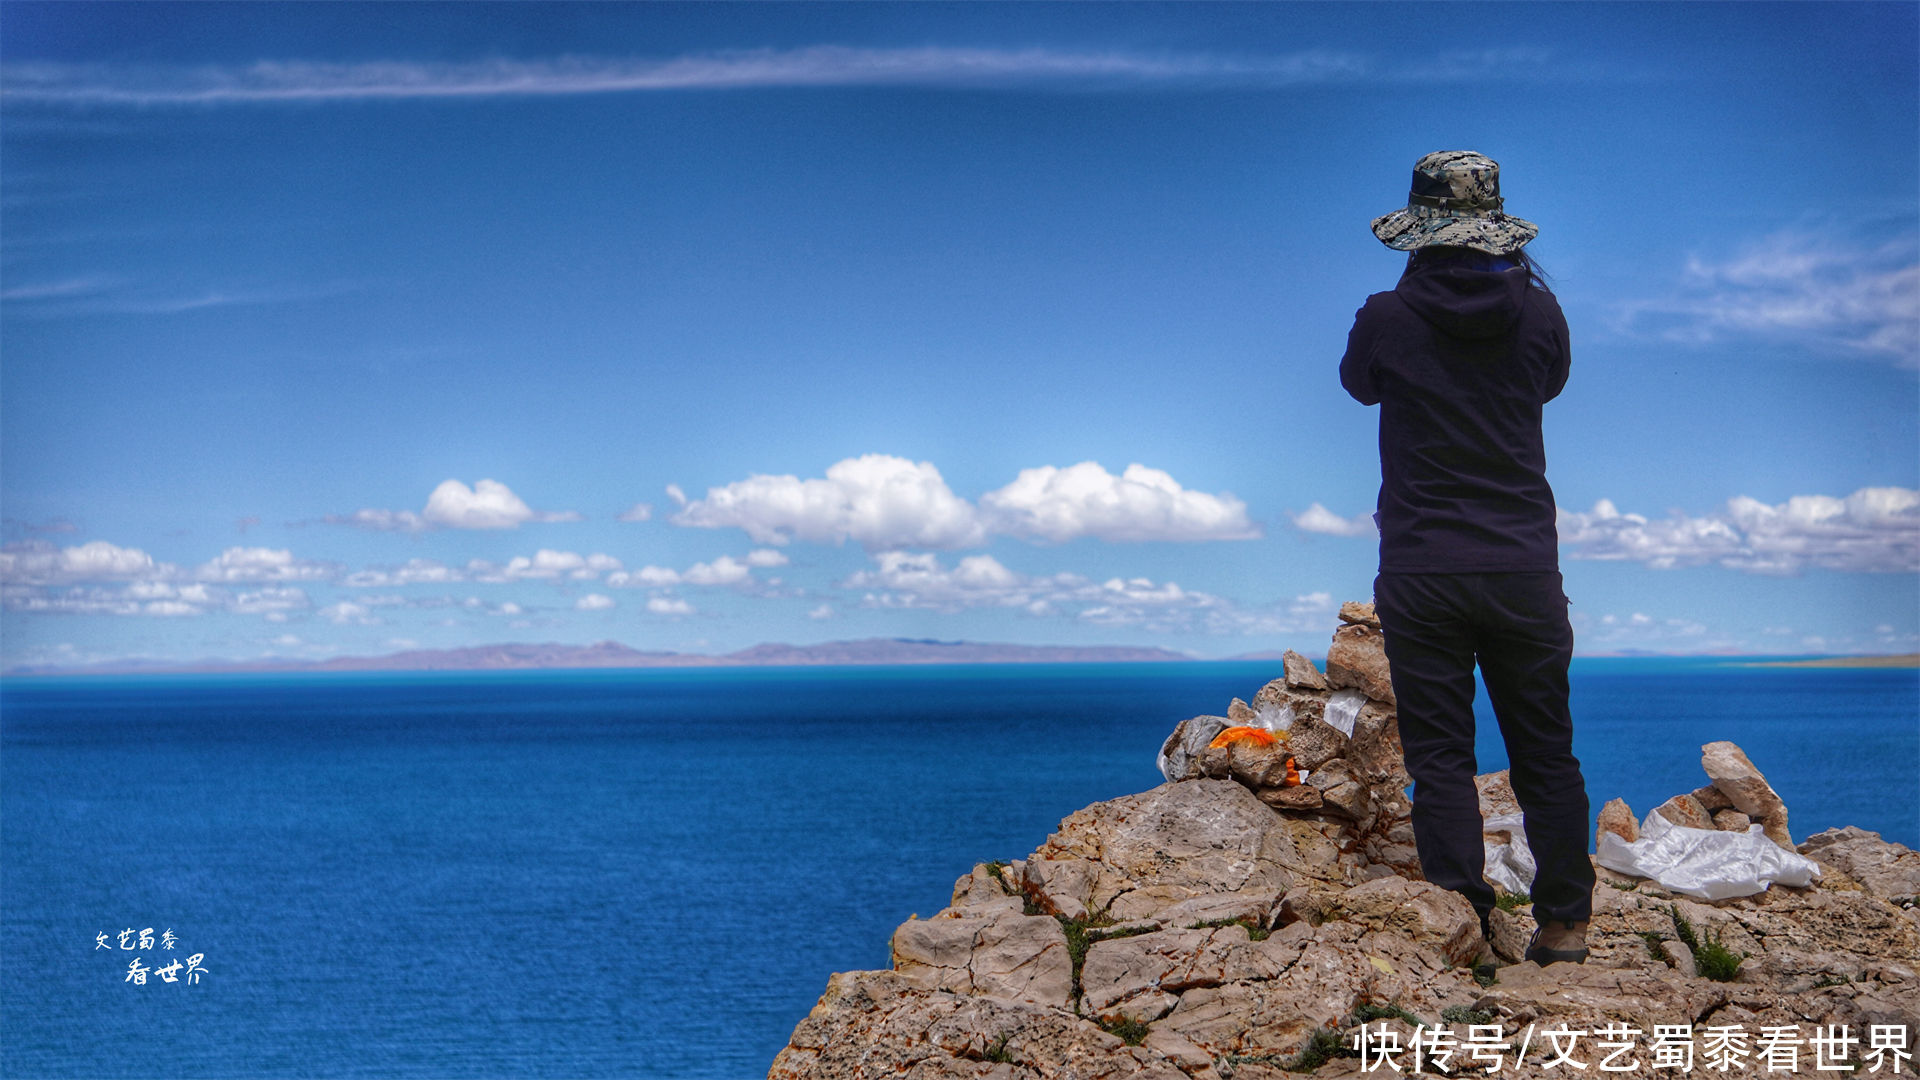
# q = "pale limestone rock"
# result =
<box><xmin>1701</xmin><ymin>739</ymin><xmax>1789</xmax><ymax>825</ymax></box>
<box><xmin>1475</xmin><ymin>769</ymin><xmax>1522</xmax><ymax>818</ymax></box>
<box><xmin>1225</xmin><ymin>741</ymin><xmax>1294</xmax><ymax>790</ymax></box>
<box><xmin>1759</xmin><ymin>806</ymin><xmax>1795</xmax><ymax>851</ymax></box>
<box><xmin>891</xmin><ymin>912</ymin><xmax>1073</xmax><ymax>1008</ymax></box>
<box><xmin>1080</xmin><ymin>925</ymin><xmax>1281</xmax><ymax>1016</ymax></box>
<box><xmin>1226</xmin><ymin>697</ymin><xmax>1256</xmax><ymax>725</ymax></box>
<box><xmin>1308</xmin><ymin>876</ymin><xmax>1481</xmax><ymax>966</ymax></box>
<box><xmin>1690</xmin><ymin>783</ymin><xmax>1735</xmax><ymax>812</ymax></box>
<box><xmin>1325</xmin><ymin>622</ymin><xmax>1395</xmax><ymax>705</ymax></box>
<box><xmin>1281</xmin><ymin>649</ymin><xmax>1329</xmax><ymax>690</ymax></box>
<box><xmin>1257</xmin><ymin>784</ymin><xmax>1323</xmax><ymax>811</ymax></box>
<box><xmin>1654</xmin><ymin>792</ymin><xmax>1715</xmax><ymax>830</ymax></box>
<box><xmin>1338</xmin><ymin>600</ymin><xmax>1381</xmax><ymax>630</ymax></box>
<box><xmin>1156</xmin><ymin>714</ymin><xmax>1227</xmax><ymax>783</ymax></box>
<box><xmin>1022</xmin><ymin>779</ymin><xmax>1304</xmax><ymax>922</ymax></box>
<box><xmin>1486</xmin><ymin>905</ymin><xmax>1530</xmax><ymax>962</ymax></box>
<box><xmin>1251</xmin><ymin>678</ymin><xmax>1327</xmax><ymax>726</ymax></box>
<box><xmin>1022</xmin><ymin>857</ymin><xmax>1094</xmax><ymax>922</ymax></box>
<box><xmin>1712</xmin><ymin>808</ymin><xmax>1753</xmax><ymax>833</ymax></box>
<box><xmin>1799</xmin><ymin>826</ymin><xmax>1920</xmax><ymax>902</ymax></box>
<box><xmin>1345</xmin><ymin>702</ymin><xmax>1407</xmax><ymax>786</ymax></box>
<box><xmin>1304</xmin><ymin>758</ymin><xmax>1371</xmax><ymax>821</ymax></box>
<box><xmin>1152</xmin><ymin>891</ymin><xmax>1280</xmax><ymax>932</ymax></box>
<box><xmin>1597</xmin><ymin>798</ymin><xmax>1638</xmax><ymax>846</ymax></box>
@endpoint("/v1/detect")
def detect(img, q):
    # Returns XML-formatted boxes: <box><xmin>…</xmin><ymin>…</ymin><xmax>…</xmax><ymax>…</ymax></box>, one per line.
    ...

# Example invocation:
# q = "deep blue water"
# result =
<box><xmin>3</xmin><ymin>661</ymin><xmax>1915</xmax><ymax>1079</ymax></box>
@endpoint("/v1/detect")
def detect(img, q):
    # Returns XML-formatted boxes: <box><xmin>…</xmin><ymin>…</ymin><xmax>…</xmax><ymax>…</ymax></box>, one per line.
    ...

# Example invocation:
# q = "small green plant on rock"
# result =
<box><xmin>1495</xmin><ymin>891</ymin><xmax>1531</xmax><ymax>912</ymax></box>
<box><xmin>1097</xmin><ymin>1015</ymin><xmax>1151</xmax><ymax>1046</ymax></box>
<box><xmin>1639</xmin><ymin>931</ymin><xmax>1674</xmax><ymax>964</ymax></box>
<box><xmin>982</xmin><ymin>1033</ymin><xmax>1015</xmax><ymax>1064</ymax></box>
<box><xmin>1189</xmin><ymin>915</ymin><xmax>1272</xmax><ymax>941</ymax></box>
<box><xmin>1280</xmin><ymin>1027</ymin><xmax>1350</xmax><ymax>1073</ymax></box>
<box><xmin>1441</xmin><ymin>1005</ymin><xmax>1496</xmax><ymax>1026</ymax></box>
<box><xmin>1667</xmin><ymin>904</ymin><xmax>1746</xmax><ymax>982</ymax></box>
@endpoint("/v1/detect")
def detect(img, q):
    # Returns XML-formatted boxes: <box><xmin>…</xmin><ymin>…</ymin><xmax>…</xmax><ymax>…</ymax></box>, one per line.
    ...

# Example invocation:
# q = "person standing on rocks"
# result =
<box><xmin>1339</xmin><ymin>150</ymin><xmax>1595</xmax><ymax>967</ymax></box>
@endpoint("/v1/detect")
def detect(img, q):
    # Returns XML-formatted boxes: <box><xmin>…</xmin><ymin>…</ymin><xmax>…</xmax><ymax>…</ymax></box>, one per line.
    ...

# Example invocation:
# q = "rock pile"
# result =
<box><xmin>1596</xmin><ymin>741</ymin><xmax>1798</xmax><ymax>852</ymax></box>
<box><xmin>1155</xmin><ymin>602</ymin><xmax>1419</xmax><ymax>885</ymax></box>
<box><xmin>769</xmin><ymin>604</ymin><xmax>1920</xmax><ymax>1080</ymax></box>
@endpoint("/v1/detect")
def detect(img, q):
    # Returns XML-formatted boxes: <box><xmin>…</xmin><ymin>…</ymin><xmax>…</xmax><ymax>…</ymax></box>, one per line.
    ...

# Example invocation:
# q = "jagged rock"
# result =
<box><xmin>1279</xmin><ymin>712</ymin><xmax>1345</xmax><ymax>770</ymax></box>
<box><xmin>772</xmin><ymin>601</ymin><xmax>1920</xmax><ymax>1079</ymax></box>
<box><xmin>1307</xmin><ymin>876</ymin><xmax>1482</xmax><ymax>966</ymax></box>
<box><xmin>891</xmin><ymin>912</ymin><xmax>1073</xmax><ymax>1007</ymax></box>
<box><xmin>1702</xmin><ymin>741</ymin><xmax>1793</xmax><ymax>849</ymax></box>
<box><xmin>1691</xmin><ymin>783</ymin><xmax>1735</xmax><ymax>812</ymax></box>
<box><xmin>1080</xmin><ymin>924</ymin><xmax>1280</xmax><ymax>1018</ymax></box>
<box><xmin>1305</xmin><ymin>758</ymin><xmax>1371</xmax><ymax>822</ymax></box>
<box><xmin>1281</xmin><ymin>649</ymin><xmax>1329</xmax><ymax>690</ymax></box>
<box><xmin>1250</xmin><ymin>678</ymin><xmax>1327</xmax><ymax>726</ymax></box>
<box><xmin>1021</xmin><ymin>779</ymin><xmax>1310</xmax><ymax>922</ymax></box>
<box><xmin>1226</xmin><ymin>697</ymin><xmax>1256</xmax><ymax>724</ymax></box>
<box><xmin>1226</xmin><ymin>741</ymin><xmax>1295</xmax><ymax>790</ymax></box>
<box><xmin>1475</xmin><ymin>769</ymin><xmax>1521</xmax><ymax>818</ymax></box>
<box><xmin>1654</xmin><ymin>792</ymin><xmax>1715</xmax><ymax>830</ymax></box>
<box><xmin>1713</xmin><ymin>808</ymin><xmax>1753</xmax><ymax>833</ymax></box>
<box><xmin>1325</xmin><ymin>623</ymin><xmax>1395</xmax><ymax>705</ymax></box>
<box><xmin>767</xmin><ymin>969</ymin><xmax>1192</xmax><ymax>1079</ymax></box>
<box><xmin>1156</xmin><ymin>714</ymin><xmax>1227</xmax><ymax>783</ymax></box>
<box><xmin>1257</xmin><ymin>784</ymin><xmax>1323</xmax><ymax>811</ymax></box>
<box><xmin>1799</xmin><ymin>827</ymin><xmax>1920</xmax><ymax>902</ymax></box>
<box><xmin>1338</xmin><ymin>600</ymin><xmax>1381</xmax><ymax>630</ymax></box>
<box><xmin>1597</xmin><ymin>797</ymin><xmax>1638</xmax><ymax>846</ymax></box>
<box><xmin>937</xmin><ymin>863</ymin><xmax>1025</xmax><ymax>920</ymax></box>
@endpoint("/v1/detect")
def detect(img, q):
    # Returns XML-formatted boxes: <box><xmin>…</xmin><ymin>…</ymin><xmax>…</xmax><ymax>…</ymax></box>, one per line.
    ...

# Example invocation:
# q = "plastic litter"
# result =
<box><xmin>1596</xmin><ymin>809</ymin><xmax>1823</xmax><ymax>900</ymax></box>
<box><xmin>1255</xmin><ymin>703</ymin><xmax>1296</xmax><ymax>733</ymax></box>
<box><xmin>1323</xmin><ymin>689</ymin><xmax>1365</xmax><ymax>738</ymax></box>
<box><xmin>1481</xmin><ymin>812</ymin><xmax>1537</xmax><ymax>897</ymax></box>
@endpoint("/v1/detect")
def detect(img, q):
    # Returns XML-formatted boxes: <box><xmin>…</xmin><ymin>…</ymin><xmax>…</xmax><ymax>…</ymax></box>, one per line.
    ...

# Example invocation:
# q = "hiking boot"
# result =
<box><xmin>1524</xmin><ymin>918</ymin><xmax>1590</xmax><ymax>966</ymax></box>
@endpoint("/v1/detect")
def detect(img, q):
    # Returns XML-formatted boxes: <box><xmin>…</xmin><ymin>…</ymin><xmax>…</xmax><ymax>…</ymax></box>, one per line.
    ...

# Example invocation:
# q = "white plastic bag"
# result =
<box><xmin>1323</xmin><ymin>689</ymin><xmax>1365</xmax><ymax>738</ymax></box>
<box><xmin>1595</xmin><ymin>809</ymin><xmax>1822</xmax><ymax>900</ymax></box>
<box><xmin>1481</xmin><ymin>812</ymin><xmax>1537</xmax><ymax>897</ymax></box>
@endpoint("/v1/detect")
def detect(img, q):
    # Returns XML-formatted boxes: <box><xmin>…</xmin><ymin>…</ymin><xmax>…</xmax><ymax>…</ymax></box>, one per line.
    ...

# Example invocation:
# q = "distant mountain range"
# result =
<box><xmin>4</xmin><ymin>638</ymin><xmax>1201</xmax><ymax>677</ymax></box>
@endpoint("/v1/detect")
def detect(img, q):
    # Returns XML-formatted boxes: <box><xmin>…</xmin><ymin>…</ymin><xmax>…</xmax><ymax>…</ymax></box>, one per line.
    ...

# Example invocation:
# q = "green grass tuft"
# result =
<box><xmin>1667</xmin><ymin>904</ymin><xmax>1746</xmax><ymax>981</ymax></box>
<box><xmin>1494</xmin><ymin>891</ymin><xmax>1532</xmax><ymax>912</ymax></box>
<box><xmin>1639</xmin><ymin>931</ymin><xmax>1674</xmax><ymax>964</ymax></box>
<box><xmin>982</xmin><ymin>1033</ymin><xmax>1015</xmax><ymax>1063</ymax></box>
<box><xmin>1441</xmin><ymin>1005</ymin><xmax>1497</xmax><ymax>1026</ymax></box>
<box><xmin>1097</xmin><ymin>1015</ymin><xmax>1151</xmax><ymax>1046</ymax></box>
<box><xmin>1281</xmin><ymin>1027</ymin><xmax>1349</xmax><ymax>1072</ymax></box>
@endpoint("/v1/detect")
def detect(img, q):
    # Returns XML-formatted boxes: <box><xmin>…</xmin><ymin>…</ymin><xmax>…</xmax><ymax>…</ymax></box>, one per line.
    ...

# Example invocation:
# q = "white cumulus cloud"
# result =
<box><xmin>331</xmin><ymin>479</ymin><xmax>580</xmax><ymax>532</ymax></box>
<box><xmin>1559</xmin><ymin>487</ymin><xmax>1918</xmax><ymax>574</ymax></box>
<box><xmin>979</xmin><ymin>462</ymin><xmax>1259</xmax><ymax>543</ymax></box>
<box><xmin>673</xmin><ymin>454</ymin><xmax>986</xmax><ymax>550</ymax></box>
<box><xmin>1290</xmin><ymin>503</ymin><xmax>1377</xmax><ymax>538</ymax></box>
<box><xmin>745</xmin><ymin>548</ymin><xmax>789</xmax><ymax>568</ymax></box>
<box><xmin>646</xmin><ymin>597</ymin><xmax>693</xmax><ymax>616</ymax></box>
<box><xmin>575</xmin><ymin>594</ymin><xmax>615</xmax><ymax>611</ymax></box>
<box><xmin>0</xmin><ymin>540</ymin><xmax>168</xmax><ymax>584</ymax></box>
<box><xmin>195</xmin><ymin>546</ymin><xmax>336</xmax><ymax>582</ymax></box>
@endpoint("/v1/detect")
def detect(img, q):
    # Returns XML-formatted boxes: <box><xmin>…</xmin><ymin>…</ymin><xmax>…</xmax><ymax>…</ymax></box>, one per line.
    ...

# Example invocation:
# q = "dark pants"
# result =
<box><xmin>1373</xmin><ymin>570</ymin><xmax>1595</xmax><ymax>927</ymax></box>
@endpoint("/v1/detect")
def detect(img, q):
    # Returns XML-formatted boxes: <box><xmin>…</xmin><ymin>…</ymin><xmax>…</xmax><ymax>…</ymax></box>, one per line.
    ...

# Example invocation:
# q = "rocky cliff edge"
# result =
<box><xmin>770</xmin><ymin>604</ymin><xmax>1920</xmax><ymax>1079</ymax></box>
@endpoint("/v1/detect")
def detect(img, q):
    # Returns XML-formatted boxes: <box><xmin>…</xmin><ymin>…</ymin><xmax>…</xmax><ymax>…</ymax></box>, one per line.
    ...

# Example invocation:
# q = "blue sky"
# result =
<box><xmin>2</xmin><ymin>2</ymin><xmax>1916</xmax><ymax>667</ymax></box>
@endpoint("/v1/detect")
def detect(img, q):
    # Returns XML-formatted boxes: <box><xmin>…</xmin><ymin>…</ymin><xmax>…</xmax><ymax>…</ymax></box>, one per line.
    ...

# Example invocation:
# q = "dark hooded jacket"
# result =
<box><xmin>1340</xmin><ymin>260</ymin><xmax>1571</xmax><ymax>572</ymax></box>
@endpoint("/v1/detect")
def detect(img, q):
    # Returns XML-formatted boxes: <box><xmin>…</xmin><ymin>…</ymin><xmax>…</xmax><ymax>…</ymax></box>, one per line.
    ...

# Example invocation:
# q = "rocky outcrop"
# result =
<box><xmin>770</xmin><ymin>603</ymin><xmax>1920</xmax><ymax>1079</ymax></box>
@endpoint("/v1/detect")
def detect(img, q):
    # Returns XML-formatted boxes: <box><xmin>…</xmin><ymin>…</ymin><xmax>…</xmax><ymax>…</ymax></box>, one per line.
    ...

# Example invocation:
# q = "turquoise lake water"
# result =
<box><xmin>3</xmin><ymin>661</ymin><xmax>1914</xmax><ymax>1078</ymax></box>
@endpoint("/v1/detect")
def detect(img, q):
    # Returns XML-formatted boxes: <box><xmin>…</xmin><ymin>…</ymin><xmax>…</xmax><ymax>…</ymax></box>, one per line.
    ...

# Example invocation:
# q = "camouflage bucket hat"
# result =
<box><xmin>1370</xmin><ymin>150</ymin><xmax>1538</xmax><ymax>255</ymax></box>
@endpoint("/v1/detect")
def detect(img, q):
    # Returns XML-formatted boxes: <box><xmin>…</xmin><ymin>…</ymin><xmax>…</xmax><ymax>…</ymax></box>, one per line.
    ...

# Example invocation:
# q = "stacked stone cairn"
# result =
<box><xmin>770</xmin><ymin>603</ymin><xmax>1920</xmax><ymax>1080</ymax></box>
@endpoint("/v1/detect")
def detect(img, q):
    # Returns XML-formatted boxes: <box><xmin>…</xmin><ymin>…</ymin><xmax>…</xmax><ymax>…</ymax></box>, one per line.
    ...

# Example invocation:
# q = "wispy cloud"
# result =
<box><xmin>1613</xmin><ymin>229</ymin><xmax>1919</xmax><ymax>366</ymax></box>
<box><xmin>0</xmin><ymin>45</ymin><xmax>1575</xmax><ymax>108</ymax></box>
<box><xmin>327</xmin><ymin>479</ymin><xmax>581</xmax><ymax>532</ymax></box>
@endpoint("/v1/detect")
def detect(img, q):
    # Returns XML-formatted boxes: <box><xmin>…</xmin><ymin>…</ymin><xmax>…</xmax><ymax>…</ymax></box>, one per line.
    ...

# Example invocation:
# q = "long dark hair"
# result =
<box><xmin>1406</xmin><ymin>245</ymin><xmax>1552</xmax><ymax>291</ymax></box>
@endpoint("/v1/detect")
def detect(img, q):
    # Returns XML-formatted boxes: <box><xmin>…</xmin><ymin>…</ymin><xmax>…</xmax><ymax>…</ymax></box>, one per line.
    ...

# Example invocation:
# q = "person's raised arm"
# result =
<box><xmin>1340</xmin><ymin>303</ymin><xmax>1381</xmax><ymax>405</ymax></box>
